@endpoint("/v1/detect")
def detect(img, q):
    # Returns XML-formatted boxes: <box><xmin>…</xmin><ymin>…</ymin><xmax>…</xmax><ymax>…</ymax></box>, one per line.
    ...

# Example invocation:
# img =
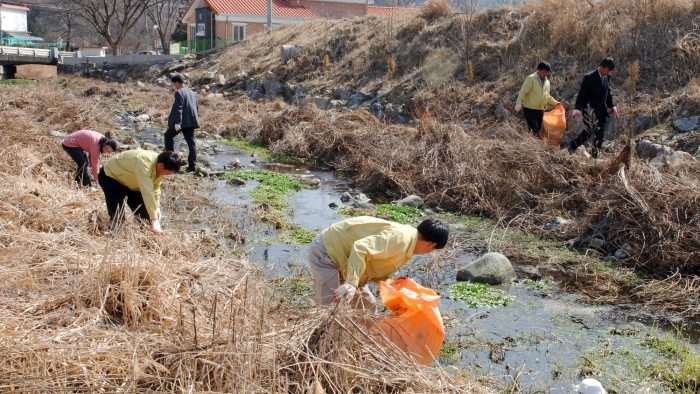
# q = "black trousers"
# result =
<box><xmin>62</xmin><ymin>144</ymin><xmax>91</xmax><ymax>187</ymax></box>
<box><xmin>164</xmin><ymin>127</ymin><xmax>196</xmax><ymax>170</ymax></box>
<box><xmin>523</xmin><ymin>107</ymin><xmax>545</xmax><ymax>137</ymax></box>
<box><xmin>97</xmin><ymin>167</ymin><xmax>149</xmax><ymax>223</ymax></box>
<box><xmin>570</xmin><ymin>113</ymin><xmax>607</xmax><ymax>158</ymax></box>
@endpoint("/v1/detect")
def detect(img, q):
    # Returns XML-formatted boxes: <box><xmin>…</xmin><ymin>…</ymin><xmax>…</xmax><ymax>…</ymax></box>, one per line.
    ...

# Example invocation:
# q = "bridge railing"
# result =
<box><xmin>0</xmin><ymin>46</ymin><xmax>52</xmax><ymax>57</ymax></box>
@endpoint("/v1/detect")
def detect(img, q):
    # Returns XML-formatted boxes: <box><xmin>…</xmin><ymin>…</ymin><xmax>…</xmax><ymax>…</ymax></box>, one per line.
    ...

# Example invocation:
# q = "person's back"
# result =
<box><xmin>104</xmin><ymin>150</ymin><xmax>161</xmax><ymax>191</ymax></box>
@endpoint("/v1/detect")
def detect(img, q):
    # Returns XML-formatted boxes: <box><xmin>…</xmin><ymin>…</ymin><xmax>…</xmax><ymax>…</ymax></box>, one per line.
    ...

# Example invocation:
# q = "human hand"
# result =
<box><xmin>611</xmin><ymin>107</ymin><xmax>618</xmax><ymax>117</ymax></box>
<box><xmin>175</xmin><ymin>124</ymin><xmax>182</xmax><ymax>131</ymax></box>
<box><xmin>151</xmin><ymin>219</ymin><xmax>164</xmax><ymax>236</ymax></box>
<box><xmin>572</xmin><ymin>109</ymin><xmax>582</xmax><ymax>120</ymax></box>
<box><xmin>515</xmin><ymin>104</ymin><xmax>523</xmax><ymax>113</ymax></box>
<box><xmin>333</xmin><ymin>283</ymin><xmax>357</xmax><ymax>304</ymax></box>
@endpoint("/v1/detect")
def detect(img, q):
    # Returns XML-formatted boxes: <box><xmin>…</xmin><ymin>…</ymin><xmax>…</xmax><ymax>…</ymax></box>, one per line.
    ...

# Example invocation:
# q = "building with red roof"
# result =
<box><xmin>181</xmin><ymin>0</ymin><xmax>414</xmax><ymax>45</ymax></box>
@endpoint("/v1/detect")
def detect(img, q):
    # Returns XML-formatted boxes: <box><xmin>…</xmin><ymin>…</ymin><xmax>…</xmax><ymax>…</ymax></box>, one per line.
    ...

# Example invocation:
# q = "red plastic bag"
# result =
<box><xmin>376</xmin><ymin>278</ymin><xmax>445</xmax><ymax>365</ymax></box>
<box><xmin>542</xmin><ymin>106</ymin><xmax>567</xmax><ymax>147</ymax></box>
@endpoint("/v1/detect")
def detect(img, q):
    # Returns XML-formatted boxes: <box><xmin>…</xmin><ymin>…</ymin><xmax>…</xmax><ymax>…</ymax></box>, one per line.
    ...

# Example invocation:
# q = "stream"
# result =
<box><xmin>130</xmin><ymin>122</ymin><xmax>697</xmax><ymax>393</ymax></box>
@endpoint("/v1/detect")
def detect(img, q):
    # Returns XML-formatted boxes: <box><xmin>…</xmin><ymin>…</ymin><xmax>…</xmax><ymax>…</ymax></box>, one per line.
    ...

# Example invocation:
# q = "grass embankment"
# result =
<box><xmin>0</xmin><ymin>81</ymin><xmax>490</xmax><ymax>392</ymax></box>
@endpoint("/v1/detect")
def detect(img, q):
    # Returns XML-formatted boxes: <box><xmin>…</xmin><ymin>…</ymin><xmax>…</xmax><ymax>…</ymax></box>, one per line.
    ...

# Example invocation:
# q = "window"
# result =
<box><xmin>232</xmin><ymin>25</ymin><xmax>245</xmax><ymax>42</ymax></box>
<box><xmin>190</xmin><ymin>25</ymin><xmax>196</xmax><ymax>40</ymax></box>
<box><xmin>197</xmin><ymin>23</ymin><xmax>206</xmax><ymax>36</ymax></box>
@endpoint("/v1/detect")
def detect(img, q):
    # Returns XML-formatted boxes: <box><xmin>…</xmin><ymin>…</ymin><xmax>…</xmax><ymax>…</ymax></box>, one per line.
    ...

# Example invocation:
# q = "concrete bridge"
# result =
<box><xmin>0</xmin><ymin>46</ymin><xmax>64</xmax><ymax>79</ymax></box>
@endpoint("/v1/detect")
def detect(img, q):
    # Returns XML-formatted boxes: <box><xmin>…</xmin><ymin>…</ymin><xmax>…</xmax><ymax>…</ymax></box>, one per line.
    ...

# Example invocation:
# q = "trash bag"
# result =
<box><xmin>376</xmin><ymin>278</ymin><xmax>444</xmax><ymax>365</ymax></box>
<box><xmin>542</xmin><ymin>106</ymin><xmax>567</xmax><ymax>147</ymax></box>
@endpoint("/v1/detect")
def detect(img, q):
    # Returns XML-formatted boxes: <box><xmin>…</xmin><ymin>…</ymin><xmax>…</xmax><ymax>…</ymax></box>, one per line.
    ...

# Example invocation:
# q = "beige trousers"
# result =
<box><xmin>308</xmin><ymin>234</ymin><xmax>376</xmax><ymax>312</ymax></box>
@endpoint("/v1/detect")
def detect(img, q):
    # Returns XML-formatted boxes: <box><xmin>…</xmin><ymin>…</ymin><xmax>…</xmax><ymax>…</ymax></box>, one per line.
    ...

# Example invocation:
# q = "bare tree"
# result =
<box><xmin>54</xmin><ymin>1</ymin><xmax>85</xmax><ymax>52</ymax></box>
<box><xmin>146</xmin><ymin>0</ymin><xmax>187</xmax><ymax>55</ymax></box>
<box><xmin>64</xmin><ymin>0</ymin><xmax>152</xmax><ymax>55</ymax></box>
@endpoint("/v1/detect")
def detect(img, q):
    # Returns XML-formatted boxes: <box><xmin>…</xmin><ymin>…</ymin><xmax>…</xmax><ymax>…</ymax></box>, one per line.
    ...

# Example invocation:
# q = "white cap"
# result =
<box><xmin>575</xmin><ymin>378</ymin><xmax>607</xmax><ymax>394</ymax></box>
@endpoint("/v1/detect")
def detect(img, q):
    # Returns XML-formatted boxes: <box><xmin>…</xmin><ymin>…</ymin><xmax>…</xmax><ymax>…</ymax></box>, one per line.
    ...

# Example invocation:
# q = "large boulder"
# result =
<box><xmin>263</xmin><ymin>79</ymin><xmax>282</xmax><ymax>95</ymax></box>
<box><xmin>395</xmin><ymin>195</ymin><xmax>423</xmax><ymax>209</ymax></box>
<box><xmin>673</xmin><ymin>116</ymin><xmax>700</xmax><ymax>133</ymax></box>
<box><xmin>456</xmin><ymin>252</ymin><xmax>517</xmax><ymax>285</ymax></box>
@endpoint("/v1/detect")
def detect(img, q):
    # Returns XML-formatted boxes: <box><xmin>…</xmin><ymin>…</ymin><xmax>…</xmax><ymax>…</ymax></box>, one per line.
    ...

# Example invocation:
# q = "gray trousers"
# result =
<box><xmin>308</xmin><ymin>234</ymin><xmax>376</xmax><ymax>311</ymax></box>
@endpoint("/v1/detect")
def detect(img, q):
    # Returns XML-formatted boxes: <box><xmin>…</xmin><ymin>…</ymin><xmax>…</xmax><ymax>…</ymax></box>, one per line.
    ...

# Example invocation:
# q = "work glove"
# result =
<box><xmin>155</xmin><ymin>208</ymin><xmax>162</xmax><ymax>221</ymax></box>
<box><xmin>610</xmin><ymin>107</ymin><xmax>618</xmax><ymax>117</ymax></box>
<box><xmin>572</xmin><ymin>109</ymin><xmax>582</xmax><ymax>120</ymax></box>
<box><xmin>515</xmin><ymin>104</ymin><xmax>523</xmax><ymax>113</ymax></box>
<box><xmin>333</xmin><ymin>283</ymin><xmax>357</xmax><ymax>304</ymax></box>
<box><xmin>175</xmin><ymin>124</ymin><xmax>182</xmax><ymax>131</ymax></box>
<box><xmin>151</xmin><ymin>219</ymin><xmax>164</xmax><ymax>236</ymax></box>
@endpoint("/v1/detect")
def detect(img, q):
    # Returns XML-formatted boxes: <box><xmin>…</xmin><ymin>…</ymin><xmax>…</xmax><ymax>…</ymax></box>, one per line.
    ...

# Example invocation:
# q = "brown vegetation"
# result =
<box><xmin>0</xmin><ymin>82</ymin><xmax>489</xmax><ymax>392</ymax></box>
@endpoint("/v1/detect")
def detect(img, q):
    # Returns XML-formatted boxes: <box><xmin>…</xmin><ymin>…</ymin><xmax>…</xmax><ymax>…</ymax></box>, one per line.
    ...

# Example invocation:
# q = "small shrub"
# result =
<box><xmin>419</xmin><ymin>0</ymin><xmax>452</xmax><ymax>23</ymax></box>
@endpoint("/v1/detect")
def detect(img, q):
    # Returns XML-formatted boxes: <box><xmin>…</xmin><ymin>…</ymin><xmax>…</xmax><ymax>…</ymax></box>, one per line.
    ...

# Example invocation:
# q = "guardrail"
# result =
<box><xmin>0</xmin><ymin>46</ymin><xmax>74</xmax><ymax>58</ymax></box>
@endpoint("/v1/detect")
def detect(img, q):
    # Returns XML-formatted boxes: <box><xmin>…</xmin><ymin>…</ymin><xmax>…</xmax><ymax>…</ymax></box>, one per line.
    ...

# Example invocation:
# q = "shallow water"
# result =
<box><xmin>134</xmin><ymin>125</ymin><xmax>696</xmax><ymax>393</ymax></box>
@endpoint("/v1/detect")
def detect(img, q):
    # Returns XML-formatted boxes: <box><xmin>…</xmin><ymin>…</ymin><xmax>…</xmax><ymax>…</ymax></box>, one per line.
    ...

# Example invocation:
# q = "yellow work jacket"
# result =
<box><xmin>516</xmin><ymin>72</ymin><xmax>558</xmax><ymax>110</ymax></box>
<box><xmin>321</xmin><ymin>216</ymin><xmax>418</xmax><ymax>286</ymax></box>
<box><xmin>103</xmin><ymin>150</ymin><xmax>163</xmax><ymax>220</ymax></box>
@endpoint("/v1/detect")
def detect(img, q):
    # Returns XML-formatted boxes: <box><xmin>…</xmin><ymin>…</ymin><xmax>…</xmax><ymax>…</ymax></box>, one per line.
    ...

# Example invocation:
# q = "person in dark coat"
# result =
<box><xmin>164</xmin><ymin>75</ymin><xmax>200</xmax><ymax>172</ymax></box>
<box><xmin>568</xmin><ymin>58</ymin><xmax>618</xmax><ymax>158</ymax></box>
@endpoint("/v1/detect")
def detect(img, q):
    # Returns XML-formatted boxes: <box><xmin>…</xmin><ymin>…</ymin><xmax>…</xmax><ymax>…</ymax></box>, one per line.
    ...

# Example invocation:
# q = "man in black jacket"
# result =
<box><xmin>165</xmin><ymin>75</ymin><xmax>200</xmax><ymax>172</ymax></box>
<box><xmin>568</xmin><ymin>58</ymin><xmax>618</xmax><ymax>158</ymax></box>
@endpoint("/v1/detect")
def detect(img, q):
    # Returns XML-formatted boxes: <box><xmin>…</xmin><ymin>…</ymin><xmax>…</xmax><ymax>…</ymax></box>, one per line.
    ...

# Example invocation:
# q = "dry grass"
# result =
<box><xmin>0</xmin><ymin>80</ymin><xmax>490</xmax><ymax>392</ymax></box>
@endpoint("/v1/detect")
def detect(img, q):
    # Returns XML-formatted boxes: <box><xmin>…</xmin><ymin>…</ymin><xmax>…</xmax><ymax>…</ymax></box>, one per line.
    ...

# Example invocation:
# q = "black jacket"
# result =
<box><xmin>167</xmin><ymin>86</ymin><xmax>200</xmax><ymax>129</ymax></box>
<box><xmin>574</xmin><ymin>69</ymin><xmax>615</xmax><ymax>120</ymax></box>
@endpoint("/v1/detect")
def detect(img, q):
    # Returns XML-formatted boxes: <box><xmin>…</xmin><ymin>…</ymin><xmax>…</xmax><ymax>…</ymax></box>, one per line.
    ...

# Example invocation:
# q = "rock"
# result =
<box><xmin>228</xmin><ymin>158</ymin><xmax>242</xmax><ymax>168</ymax></box>
<box><xmin>637</xmin><ymin>139</ymin><xmax>673</xmax><ymax>159</ymax></box>
<box><xmin>299</xmin><ymin>177</ymin><xmax>321</xmax><ymax>188</ymax></box>
<box><xmin>614</xmin><ymin>249</ymin><xmax>628</xmax><ymax>259</ymax></box>
<box><xmin>369</xmin><ymin>103</ymin><xmax>384</xmax><ymax>116</ymax></box>
<box><xmin>217</xmin><ymin>74</ymin><xmax>226</xmax><ymax>86</ymax></box>
<box><xmin>633</xmin><ymin>115</ymin><xmax>651</xmax><ymax>134</ymax></box>
<box><xmin>295</xmin><ymin>86</ymin><xmax>307</xmax><ymax>96</ymax></box>
<box><xmin>333</xmin><ymin>87</ymin><xmax>353</xmax><ymax>101</ymax></box>
<box><xmin>544</xmin><ymin>216</ymin><xmax>569</xmax><ymax>230</ymax></box>
<box><xmin>265</xmin><ymin>71</ymin><xmax>277</xmax><ymax>80</ymax></box>
<box><xmin>135</xmin><ymin>114</ymin><xmax>150</xmax><ymax>122</ymax></box>
<box><xmin>518</xmin><ymin>265</ymin><xmax>542</xmax><ymax>280</ymax></box>
<box><xmin>263</xmin><ymin>79</ymin><xmax>282</xmax><ymax>95</ymax></box>
<box><xmin>116</xmin><ymin>70</ymin><xmax>126</xmax><ymax>79</ymax></box>
<box><xmin>673</xmin><ymin>116</ymin><xmax>700</xmax><ymax>133</ymax></box>
<box><xmin>235</xmin><ymin>71</ymin><xmax>250</xmax><ymax>80</ymax></box>
<box><xmin>49</xmin><ymin>130</ymin><xmax>67</xmax><ymax>138</ymax></box>
<box><xmin>290</xmin><ymin>95</ymin><xmax>310</xmax><ymax>106</ymax></box>
<box><xmin>210</xmin><ymin>86</ymin><xmax>220</xmax><ymax>94</ymax></box>
<box><xmin>227</xmin><ymin>177</ymin><xmax>246</xmax><ymax>186</ymax></box>
<box><xmin>603</xmin><ymin>256</ymin><xmax>618</xmax><ymax>262</ymax></box>
<box><xmin>141</xmin><ymin>142</ymin><xmax>159</xmax><ymax>151</ymax></box>
<box><xmin>329</xmin><ymin>202</ymin><xmax>340</xmax><ymax>209</ymax></box>
<box><xmin>395</xmin><ymin>195</ymin><xmax>423</xmax><ymax>209</ymax></box>
<box><xmin>281</xmin><ymin>44</ymin><xmax>304</xmax><ymax>64</ymax></box>
<box><xmin>587</xmin><ymin>238</ymin><xmax>605</xmax><ymax>250</ymax></box>
<box><xmin>651</xmin><ymin>150</ymin><xmax>694</xmax><ymax>167</ymax></box>
<box><xmin>472</xmin><ymin>102</ymin><xmax>489</xmax><ymax>118</ymax></box>
<box><xmin>204</xmin><ymin>71</ymin><xmax>215</xmax><ymax>81</ymax></box>
<box><xmin>456</xmin><ymin>252</ymin><xmax>517</xmax><ymax>285</ymax></box>
<box><xmin>494</xmin><ymin>105</ymin><xmax>506</xmax><ymax>121</ymax></box>
<box><xmin>348</xmin><ymin>91</ymin><xmax>372</xmax><ymax>106</ymax></box>
<box><xmin>329</xmin><ymin>100</ymin><xmax>344</xmax><ymax>109</ymax></box>
<box><xmin>250</xmin><ymin>90</ymin><xmax>264</xmax><ymax>101</ymax></box>
<box><xmin>354</xmin><ymin>193</ymin><xmax>370</xmax><ymax>203</ymax></box>
<box><xmin>352</xmin><ymin>201</ymin><xmax>376</xmax><ymax>210</ymax></box>
<box><xmin>251</xmin><ymin>159</ymin><xmax>259</xmax><ymax>164</ymax></box>
<box><xmin>233</xmin><ymin>80</ymin><xmax>247</xmax><ymax>91</ymax></box>
<box><xmin>256</xmin><ymin>203</ymin><xmax>271</xmax><ymax>212</ymax></box>
<box><xmin>281</xmin><ymin>82</ymin><xmax>297</xmax><ymax>100</ymax></box>
<box><xmin>196</xmin><ymin>167</ymin><xmax>212</xmax><ymax>177</ymax></box>
<box><xmin>315</xmin><ymin>97</ymin><xmax>330</xmax><ymax>109</ymax></box>
<box><xmin>246</xmin><ymin>80</ymin><xmax>263</xmax><ymax>93</ymax></box>
<box><xmin>340</xmin><ymin>192</ymin><xmax>352</xmax><ymax>202</ymax></box>
<box><xmin>574</xmin><ymin>145</ymin><xmax>591</xmax><ymax>158</ymax></box>
<box><xmin>197</xmin><ymin>156</ymin><xmax>214</xmax><ymax>168</ymax></box>
<box><xmin>136</xmin><ymin>81</ymin><xmax>146</xmax><ymax>88</ymax></box>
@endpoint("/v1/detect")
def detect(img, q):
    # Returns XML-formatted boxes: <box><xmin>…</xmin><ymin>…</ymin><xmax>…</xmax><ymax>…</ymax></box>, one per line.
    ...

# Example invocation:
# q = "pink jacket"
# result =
<box><xmin>62</xmin><ymin>130</ymin><xmax>105</xmax><ymax>181</ymax></box>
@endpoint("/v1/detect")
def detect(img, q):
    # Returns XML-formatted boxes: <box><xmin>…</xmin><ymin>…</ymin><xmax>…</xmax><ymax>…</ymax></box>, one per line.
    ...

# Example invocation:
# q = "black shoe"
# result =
<box><xmin>567</xmin><ymin>146</ymin><xmax>576</xmax><ymax>155</ymax></box>
<box><xmin>185</xmin><ymin>166</ymin><xmax>196</xmax><ymax>173</ymax></box>
<box><xmin>591</xmin><ymin>147</ymin><xmax>599</xmax><ymax>159</ymax></box>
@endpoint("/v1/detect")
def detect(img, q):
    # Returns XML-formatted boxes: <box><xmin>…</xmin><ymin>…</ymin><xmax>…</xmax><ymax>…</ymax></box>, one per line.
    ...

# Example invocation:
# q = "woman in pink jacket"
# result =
<box><xmin>62</xmin><ymin>130</ymin><xmax>117</xmax><ymax>190</ymax></box>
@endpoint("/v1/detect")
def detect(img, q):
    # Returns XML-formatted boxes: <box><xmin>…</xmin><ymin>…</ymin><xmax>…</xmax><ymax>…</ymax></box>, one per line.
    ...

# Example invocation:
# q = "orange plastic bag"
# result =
<box><xmin>542</xmin><ymin>106</ymin><xmax>567</xmax><ymax>147</ymax></box>
<box><xmin>376</xmin><ymin>278</ymin><xmax>444</xmax><ymax>365</ymax></box>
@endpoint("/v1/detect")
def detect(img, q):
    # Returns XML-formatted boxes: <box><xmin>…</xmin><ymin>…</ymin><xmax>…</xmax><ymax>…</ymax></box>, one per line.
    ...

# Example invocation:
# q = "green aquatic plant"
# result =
<box><xmin>448</xmin><ymin>282</ymin><xmax>516</xmax><ymax>308</ymax></box>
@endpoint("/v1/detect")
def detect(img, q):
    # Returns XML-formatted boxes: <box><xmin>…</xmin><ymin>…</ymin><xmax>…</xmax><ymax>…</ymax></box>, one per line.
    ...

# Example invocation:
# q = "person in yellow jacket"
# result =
<box><xmin>308</xmin><ymin>216</ymin><xmax>449</xmax><ymax>310</ymax></box>
<box><xmin>98</xmin><ymin>150</ymin><xmax>184</xmax><ymax>235</ymax></box>
<box><xmin>515</xmin><ymin>61</ymin><xmax>563</xmax><ymax>137</ymax></box>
